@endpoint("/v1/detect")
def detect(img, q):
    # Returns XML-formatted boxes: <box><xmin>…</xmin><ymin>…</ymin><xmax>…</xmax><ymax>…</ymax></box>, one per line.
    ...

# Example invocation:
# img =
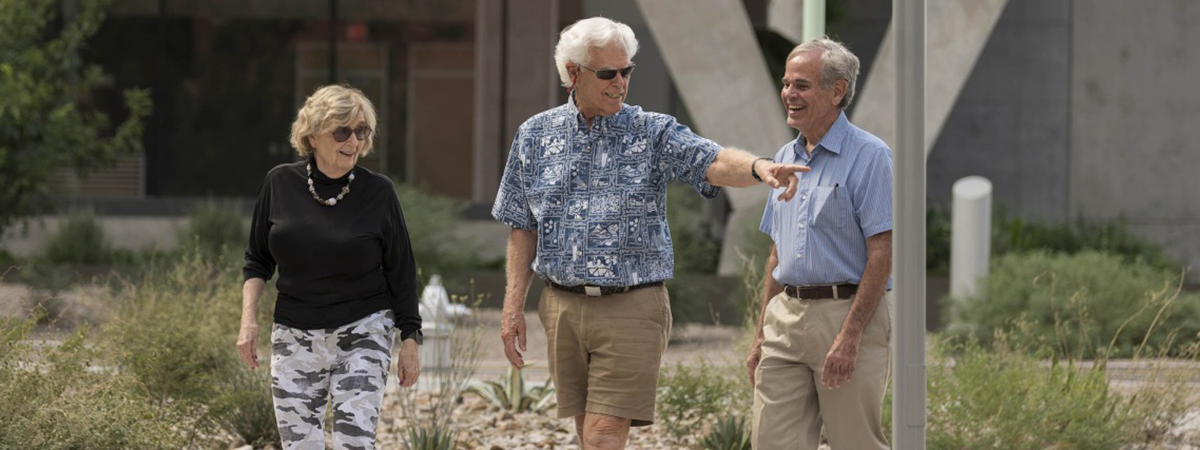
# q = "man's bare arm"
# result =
<box><xmin>501</xmin><ymin>228</ymin><xmax>538</xmax><ymax>368</ymax></box>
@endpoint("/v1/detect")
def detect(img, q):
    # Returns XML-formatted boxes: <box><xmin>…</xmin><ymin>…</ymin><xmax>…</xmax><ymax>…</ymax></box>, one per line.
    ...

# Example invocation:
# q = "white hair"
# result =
<box><xmin>554</xmin><ymin>17</ymin><xmax>639</xmax><ymax>87</ymax></box>
<box><xmin>788</xmin><ymin>38</ymin><xmax>861</xmax><ymax>109</ymax></box>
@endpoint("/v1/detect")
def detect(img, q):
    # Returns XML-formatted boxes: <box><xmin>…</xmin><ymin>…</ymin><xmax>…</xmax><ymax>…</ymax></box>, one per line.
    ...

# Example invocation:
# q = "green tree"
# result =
<box><xmin>0</xmin><ymin>0</ymin><xmax>150</xmax><ymax>236</ymax></box>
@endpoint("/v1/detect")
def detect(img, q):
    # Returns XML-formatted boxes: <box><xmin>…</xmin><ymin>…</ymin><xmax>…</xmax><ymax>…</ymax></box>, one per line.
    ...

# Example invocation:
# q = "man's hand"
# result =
<box><xmin>501</xmin><ymin>307</ymin><xmax>527</xmax><ymax>369</ymax></box>
<box><xmin>745</xmin><ymin>338</ymin><xmax>764</xmax><ymax>387</ymax></box>
<box><xmin>821</xmin><ymin>331</ymin><xmax>861</xmax><ymax>388</ymax></box>
<box><xmin>236</xmin><ymin>322</ymin><xmax>259</xmax><ymax>369</ymax></box>
<box><xmin>397</xmin><ymin>338</ymin><xmax>421</xmax><ymax>388</ymax></box>
<box><xmin>759</xmin><ymin>161</ymin><xmax>809</xmax><ymax>201</ymax></box>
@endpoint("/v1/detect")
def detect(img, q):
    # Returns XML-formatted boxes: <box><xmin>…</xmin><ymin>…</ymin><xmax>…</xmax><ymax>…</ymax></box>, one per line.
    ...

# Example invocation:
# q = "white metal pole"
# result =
<box><xmin>893</xmin><ymin>0</ymin><xmax>927</xmax><ymax>448</ymax></box>
<box><xmin>951</xmin><ymin>176</ymin><xmax>992</xmax><ymax>299</ymax></box>
<box><xmin>802</xmin><ymin>0</ymin><xmax>826</xmax><ymax>41</ymax></box>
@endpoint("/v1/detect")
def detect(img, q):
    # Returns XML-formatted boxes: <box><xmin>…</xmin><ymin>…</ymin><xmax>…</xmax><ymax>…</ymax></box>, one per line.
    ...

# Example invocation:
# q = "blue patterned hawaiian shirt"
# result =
<box><xmin>492</xmin><ymin>96</ymin><xmax>722</xmax><ymax>287</ymax></box>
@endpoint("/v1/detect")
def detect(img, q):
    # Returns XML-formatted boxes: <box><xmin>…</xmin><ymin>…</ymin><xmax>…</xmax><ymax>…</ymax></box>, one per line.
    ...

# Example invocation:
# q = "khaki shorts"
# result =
<box><xmin>538</xmin><ymin>284</ymin><xmax>672</xmax><ymax>427</ymax></box>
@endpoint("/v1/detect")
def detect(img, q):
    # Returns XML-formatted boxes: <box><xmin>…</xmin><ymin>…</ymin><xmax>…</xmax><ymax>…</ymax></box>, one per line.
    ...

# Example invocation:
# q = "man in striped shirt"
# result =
<box><xmin>746</xmin><ymin>38</ymin><xmax>894</xmax><ymax>450</ymax></box>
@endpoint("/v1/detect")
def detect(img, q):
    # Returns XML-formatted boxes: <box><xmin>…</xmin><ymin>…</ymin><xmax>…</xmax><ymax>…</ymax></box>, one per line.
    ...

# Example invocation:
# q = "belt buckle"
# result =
<box><xmin>584</xmin><ymin>285</ymin><xmax>602</xmax><ymax>297</ymax></box>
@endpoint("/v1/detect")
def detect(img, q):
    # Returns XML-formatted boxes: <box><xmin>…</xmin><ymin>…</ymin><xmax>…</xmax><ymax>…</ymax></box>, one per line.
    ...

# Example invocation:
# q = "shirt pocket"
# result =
<box><xmin>812</xmin><ymin>185</ymin><xmax>850</xmax><ymax>229</ymax></box>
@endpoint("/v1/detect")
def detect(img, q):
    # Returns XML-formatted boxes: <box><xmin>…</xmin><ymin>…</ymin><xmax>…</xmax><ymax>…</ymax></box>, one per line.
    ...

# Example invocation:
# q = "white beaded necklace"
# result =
<box><xmin>306</xmin><ymin>162</ymin><xmax>354</xmax><ymax>206</ymax></box>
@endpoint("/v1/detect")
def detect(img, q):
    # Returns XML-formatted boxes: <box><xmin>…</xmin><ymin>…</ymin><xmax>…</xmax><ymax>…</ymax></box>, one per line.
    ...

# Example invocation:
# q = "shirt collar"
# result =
<box><xmin>566</xmin><ymin>91</ymin><xmax>622</xmax><ymax>130</ymax></box>
<box><xmin>794</xmin><ymin>110</ymin><xmax>850</xmax><ymax>159</ymax></box>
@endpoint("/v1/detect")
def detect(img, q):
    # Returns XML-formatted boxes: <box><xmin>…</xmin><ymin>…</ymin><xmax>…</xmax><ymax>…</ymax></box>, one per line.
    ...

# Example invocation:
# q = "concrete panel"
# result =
<box><xmin>928</xmin><ymin>0</ymin><xmax>1071</xmax><ymax>222</ymax></box>
<box><xmin>1070</xmin><ymin>0</ymin><xmax>1200</xmax><ymax>270</ymax></box>
<box><xmin>851</xmin><ymin>0</ymin><xmax>1008</xmax><ymax>155</ymax></box>
<box><xmin>635</xmin><ymin>0</ymin><xmax>796</xmax><ymax>273</ymax></box>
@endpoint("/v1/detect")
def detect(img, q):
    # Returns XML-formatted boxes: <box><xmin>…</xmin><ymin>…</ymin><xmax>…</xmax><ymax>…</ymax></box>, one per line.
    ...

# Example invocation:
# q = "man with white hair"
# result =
<box><xmin>746</xmin><ymin>38</ymin><xmax>894</xmax><ymax>449</ymax></box>
<box><xmin>492</xmin><ymin>16</ymin><xmax>809</xmax><ymax>449</ymax></box>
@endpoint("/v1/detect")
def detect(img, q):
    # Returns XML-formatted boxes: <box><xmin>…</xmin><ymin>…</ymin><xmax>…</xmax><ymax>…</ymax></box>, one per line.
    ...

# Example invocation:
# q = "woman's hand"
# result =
<box><xmin>397</xmin><ymin>338</ymin><xmax>421</xmax><ymax>388</ymax></box>
<box><xmin>236</xmin><ymin>322</ymin><xmax>260</xmax><ymax>369</ymax></box>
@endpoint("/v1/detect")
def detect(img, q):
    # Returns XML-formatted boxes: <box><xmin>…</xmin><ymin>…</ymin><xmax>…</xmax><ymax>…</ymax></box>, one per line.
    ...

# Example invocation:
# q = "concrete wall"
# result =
<box><xmin>926</xmin><ymin>0</ymin><xmax>1071</xmax><ymax>222</ymax></box>
<box><xmin>1070</xmin><ymin>0</ymin><xmax>1200</xmax><ymax>271</ymax></box>
<box><xmin>926</xmin><ymin>0</ymin><xmax>1200</xmax><ymax>270</ymax></box>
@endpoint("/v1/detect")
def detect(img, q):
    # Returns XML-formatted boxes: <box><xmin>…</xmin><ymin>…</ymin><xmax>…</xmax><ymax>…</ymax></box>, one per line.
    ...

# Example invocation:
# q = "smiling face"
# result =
<box><xmin>780</xmin><ymin>50</ymin><xmax>846</xmax><ymax>136</ymax></box>
<box><xmin>307</xmin><ymin>115</ymin><xmax>366</xmax><ymax>178</ymax></box>
<box><xmin>570</xmin><ymin>44</ymin><xmax>632</xmax><ymax>121</ymax></box>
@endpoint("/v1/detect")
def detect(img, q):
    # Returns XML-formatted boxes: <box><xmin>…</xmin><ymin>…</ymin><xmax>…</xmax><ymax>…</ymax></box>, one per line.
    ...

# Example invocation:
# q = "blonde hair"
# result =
<box><xmin>289</xmin><ymin>84</ymin><xmax>378</xmax><ymax>157</ymax></box>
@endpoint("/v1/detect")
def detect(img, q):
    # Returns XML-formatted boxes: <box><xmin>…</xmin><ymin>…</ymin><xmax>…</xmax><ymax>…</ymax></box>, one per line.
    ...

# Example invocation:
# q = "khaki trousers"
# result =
<box><xmin>752</xmin><ymin>291</ymin><xmax>892</xmax><ymax>450</ymax></box>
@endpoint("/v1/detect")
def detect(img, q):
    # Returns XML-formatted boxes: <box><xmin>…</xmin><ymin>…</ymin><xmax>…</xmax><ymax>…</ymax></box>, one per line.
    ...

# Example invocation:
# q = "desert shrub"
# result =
<box><xmin>103</xmin><ymin>249</ymin><xmax>278</xmax><ymax>444</ymax></box>
<box><xmin>468</xmin><ymin>366</ymin><xmax>556</xmax><ymax>414</ymax></box>
<box><xmin>210</xmin><ymin>365</ymin><xmax>280</xmax><ymax>447</ymax></box>
<box><xmin>178</xmin><ymin>198</ymin><xmax>248</xmax><ymax>261</ymax></box>
<box><xmin>699</xmin><ymin>415</ymin><xmax>752</xmax><ymax>450</ymax></box>
<box><xmin>403</xmin><ymin>423</ymin><xmax>460</xmax><ymax>450</ymax></box>
<box><xmin>0</xmin><ymin>317</ymin><xmax>195</xmax><ymax>449</ymax></box>
<box><xmin>926</xmin><ymin>331</ymin><xmax>1139</xmax><ymax>449</ymax></box>
<box><xmin>944</xmin><ymin>251</ymin><xmax>1200</xmax><ymax>358</ymax></box>
<box><xmin>41</xmin><ymin>209</ymin><xmax>110</xmax><ymax>265</ymax></box>
<box><xmin>656</xmin><ymin>360</ymin><xmax>752</xmax><ymax>440</ymax></box>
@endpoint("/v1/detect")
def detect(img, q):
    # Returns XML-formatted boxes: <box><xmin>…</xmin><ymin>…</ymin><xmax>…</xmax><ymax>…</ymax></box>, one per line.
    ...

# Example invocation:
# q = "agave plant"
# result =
<box><xmin>699</xmin><ymin>415</ymin><xmax>752</xmax><ymax>450</ymax></box>
<box><xmin>467</xmin><ymin>366</ymin><xmax>556</xmax><ymax>413</ymax></box>
<box><xmin>403</xmin><ymin>423</ymin><xmax>459</xmax><ymax>450</ymax></box>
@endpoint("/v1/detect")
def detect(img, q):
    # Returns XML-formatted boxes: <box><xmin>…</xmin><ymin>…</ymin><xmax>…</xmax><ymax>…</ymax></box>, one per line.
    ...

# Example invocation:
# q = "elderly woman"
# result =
<box><xmin>237</xmin><ymin>84</ymin><xmax>422</xmax><ymax>449</ymax></box>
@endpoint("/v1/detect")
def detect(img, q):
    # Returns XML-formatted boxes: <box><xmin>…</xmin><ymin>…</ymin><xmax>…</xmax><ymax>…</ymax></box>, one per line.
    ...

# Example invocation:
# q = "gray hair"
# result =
<box><xmin>554</xmin><ymin>17</ymin><xmax>639</xmax><ymax>87</ymax></box>
<box><xmin>788</xmin><ymin>38</ymin><xmax>860</xmax><ymax>109</ymax></box>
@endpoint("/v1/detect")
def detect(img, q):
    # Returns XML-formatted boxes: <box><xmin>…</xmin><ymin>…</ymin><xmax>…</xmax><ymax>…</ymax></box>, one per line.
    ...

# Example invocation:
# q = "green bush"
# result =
<box><xmin>667</xmin><ymin>183</ymin><xmax>721</xmax><ymax>274</ymax></box>
<box><xmin>395</xmin><ymin>184</ymin><xmax>484</xmax><ymax>272</ymax></box>
<box><xmin>944</xmin><ymin>251</ymin><xmax>1200</xmax><ymax>358</ymax></box>
<box><xmin>0</xmin><ymin>318</ymin><xmax>194</xmax><ymax>449</ymax></box>
<box><xmin>925</xmin><ymin>206</ymin><xmax>1178</xmax><ymax>276</ymax></box>
<box><xmin>41</xmin><ymin>209</ymin><xmax>111</xmax><ymax>265</ymax></box>
<box><xmin>178</xmin><ymin>198</ymin><xmax>247</xmax><ymax>260</ymax></box>
<box><xmin>993</xmin><ymin>212</ymin><xmax>1176</xmax><ymax>270</ymax></box>
<box><xmin>926</xmin><ymin>333</ymin><xmax>1138</xmax><ymax>449</ymax></box>
<box><xmin>656</xmin><ymin>360</ymin><xmax>752</xmax><ymax>440</ymax></box>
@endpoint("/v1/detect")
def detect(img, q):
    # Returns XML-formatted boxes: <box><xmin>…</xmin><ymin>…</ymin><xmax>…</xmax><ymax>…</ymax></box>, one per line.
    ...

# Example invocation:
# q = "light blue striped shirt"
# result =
<box><xmin>760</xmin><ymin>111</ymin><xmax>893</xmax><ymax>286</ymax></box>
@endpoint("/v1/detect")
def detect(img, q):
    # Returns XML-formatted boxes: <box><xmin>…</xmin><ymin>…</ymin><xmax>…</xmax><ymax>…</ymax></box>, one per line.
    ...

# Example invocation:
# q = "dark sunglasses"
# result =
<box><xmin>331</xmin><ymin>125</ymin><xmax>372</xmax><ymax>143</ymax></box>
<box><xmin>580</xmin><ymin>64</ymin><xmax>636</xmax><ymax>80</ymax></box>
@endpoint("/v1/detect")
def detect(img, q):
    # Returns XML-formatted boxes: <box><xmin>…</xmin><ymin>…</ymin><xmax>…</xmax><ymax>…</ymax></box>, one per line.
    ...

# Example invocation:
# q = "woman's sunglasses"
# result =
<box><xmin>580</xmin><ymin>64</ymin><xmax>636</xmax><ymax>80</ymax></box>
<box><xmin>332</xmin><ymin>125</ymin><xmax>372</xmax><ymax>143</ymax></box>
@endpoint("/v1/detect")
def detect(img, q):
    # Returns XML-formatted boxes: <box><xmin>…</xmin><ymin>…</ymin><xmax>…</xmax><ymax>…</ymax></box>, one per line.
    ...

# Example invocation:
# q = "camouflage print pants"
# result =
<box><xmin>271</xmin><ymin>310</ymin><xmax>394</xmax><ymax>450</ymax></box>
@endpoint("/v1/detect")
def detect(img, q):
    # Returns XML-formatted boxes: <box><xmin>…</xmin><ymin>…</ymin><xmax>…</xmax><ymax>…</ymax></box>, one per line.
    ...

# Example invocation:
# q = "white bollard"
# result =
<box><xmin>951</xmin><ymin>176</ymin><xmax>992</xmax><ymax>299</ymax></box>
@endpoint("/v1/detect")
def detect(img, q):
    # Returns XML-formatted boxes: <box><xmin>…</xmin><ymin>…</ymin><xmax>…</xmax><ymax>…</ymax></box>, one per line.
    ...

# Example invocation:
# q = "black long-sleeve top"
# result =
<box><xmin>243</xmin><ymin>158</ymin><xmax>421</xmax><ymax>341</ymax></box>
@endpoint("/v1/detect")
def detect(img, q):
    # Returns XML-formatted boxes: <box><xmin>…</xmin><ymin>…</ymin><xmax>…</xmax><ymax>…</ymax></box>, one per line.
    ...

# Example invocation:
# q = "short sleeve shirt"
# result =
<box><xmin>492</xmin><ymin>97</ymin><xmax>722</xmax><ymax>286</ymax></box>
<box><xmin>760</xmin><ymin>111</ymin><xmax>893</xmax><ymax>286</ymax></box>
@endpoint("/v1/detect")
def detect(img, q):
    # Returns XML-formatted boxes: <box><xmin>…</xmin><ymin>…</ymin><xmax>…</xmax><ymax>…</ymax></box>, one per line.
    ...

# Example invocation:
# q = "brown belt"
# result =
<box><xmin>545</xmin><ymin>280</ymin><xmax>664</xmax><ymax>297</ymax></box>
<box><xmin>783</xmin><ymin>284</ymin><xmax>858</xmax><ymax>300</ymax></box>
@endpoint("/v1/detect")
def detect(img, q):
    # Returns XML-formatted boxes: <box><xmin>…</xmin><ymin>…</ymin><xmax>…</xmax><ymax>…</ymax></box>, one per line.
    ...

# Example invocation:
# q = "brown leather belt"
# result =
<box><xmin>545</xmin><ymin>280</ymin><xmax>664</xmax><ymax>297</ymax></box>
<box><xmin>783</xmin><ymin>284</ymin><xmax>858</xmax><ymax>300</ymax></box>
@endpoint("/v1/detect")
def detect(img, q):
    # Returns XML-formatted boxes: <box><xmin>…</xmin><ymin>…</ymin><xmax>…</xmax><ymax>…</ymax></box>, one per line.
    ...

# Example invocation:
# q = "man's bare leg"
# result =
<box><xmin>582</xmin><ymin>412</ymin><xmax>631</xmax><ymax>450</ymax></box>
